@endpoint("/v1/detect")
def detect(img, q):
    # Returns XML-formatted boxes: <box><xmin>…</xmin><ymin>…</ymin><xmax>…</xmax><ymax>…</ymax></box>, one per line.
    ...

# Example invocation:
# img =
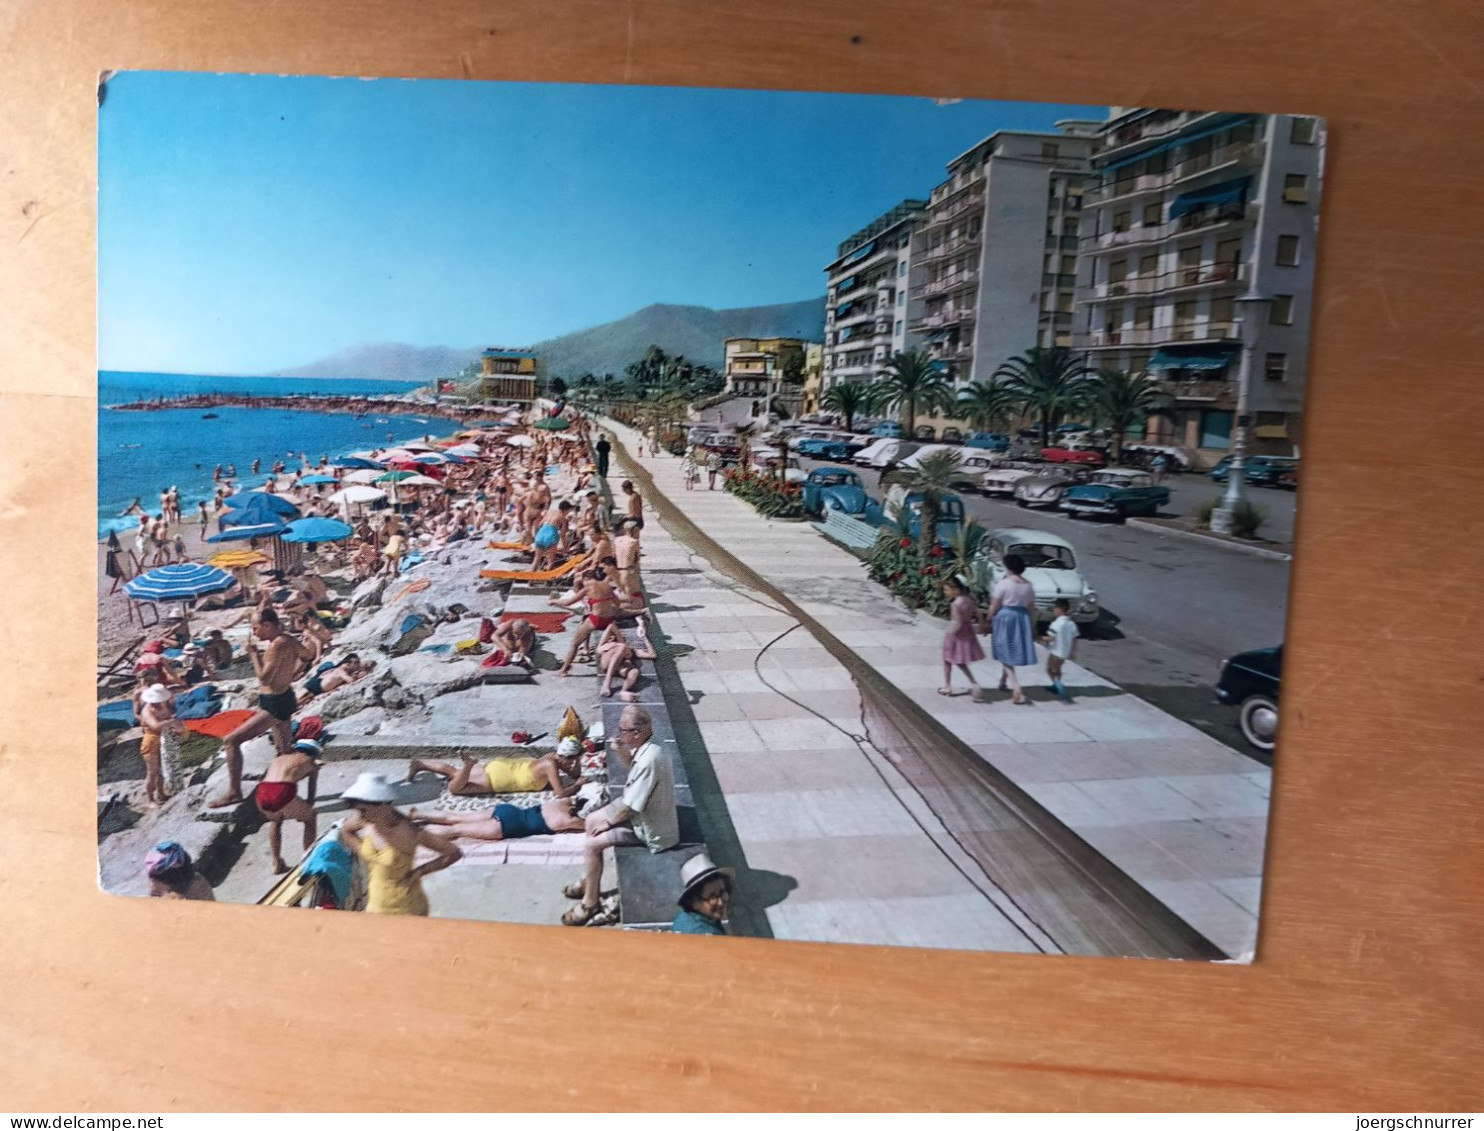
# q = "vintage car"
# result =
<box><xmin>1208</xmin><ymin>455</ymin><xmax>1298</xmax><ymax>486</ymax></box>
<box><xmin>970</xmin><ymin>528</ymin><xmax>1100</xmax><ymax>625</ymax></box>
<box><xmin>1013</xmin><ymin>468</ymin><xmax>1089</xmax><ymax>509</ymax></box>
<box><xmin>750</xmin><ymin>448</ymin><xmax>807</xmax><ymax>485</ymax></box>
<box><xmin>796</xmin><ymin>431</ymin><xmax>868</xmax><ymax>461</ymax></box>
<box><xmin>1040</xmin><ymin>445</ymin><xmax>1107</xmax><ymax>467</ymax></box>
<box><xmin>964</xmin><ymin>431</ymin><xmax>1011</xmax><ymax>452</ymax></box>
<box><xmin>869</xmin><ymin>421</ymin><xmax>905</xmax><ymax>438</ymax></box>
<box><xmin>1123</xmin><ymin>443</ymin><xmax>1194</xmax><ymax>473</ymax></box>
<box><xmin>1216</xmin><ymin>644</ymin><xmax>1282</xmax><ymax>753</ymax></box>
<box><xmin>853</xmin><ymin>437</ymin><xmax>922</xmax><ymax>469</ymax></box>
<box><xmin>913</xmin><ymin>424</ymin><xmax>937</xmax><ymax>440</ymax></box>
<box><xmin>868</xmin><ymin>485</ymin><xmax>967</xmax><ymax>546</ymax></box>
<box><xmin>800</xmin><ymin>466</ymin><xmax>868</xmax><ymax>517</ymax></box>
<box><xmin>1276</xmin><ymin>467</ymin><xmax>1298</xmax><ymax>490</ymax></box>
<box><xmin>978</xmin><ymin>465</ymin><xmax>1041</xmax><ymax>497</ymax></box>
<box><xmin>940</xmin><ymin>427</ymin><xmax>964</xmax><ymax>443</ymax></box>
<box><xmin>947</xmin><ymin>452</ymin><xmax>1007</xmax><ymax>492</ymax></box>
<box><xmin>1060</xmin><ymin>469</ymin><xmax>1171</xmax><ymax>520</ymax></box>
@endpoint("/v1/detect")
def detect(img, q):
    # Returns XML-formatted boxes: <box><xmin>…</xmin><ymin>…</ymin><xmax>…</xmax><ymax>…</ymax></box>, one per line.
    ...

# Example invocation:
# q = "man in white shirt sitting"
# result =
<box><xmin>561</xmin><ymin>704</ymin><xmax>678</xmax><ymax>926</ymax></box>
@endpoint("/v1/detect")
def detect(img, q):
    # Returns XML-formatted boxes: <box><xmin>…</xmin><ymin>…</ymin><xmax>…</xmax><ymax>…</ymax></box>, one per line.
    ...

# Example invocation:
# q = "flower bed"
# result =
<box><xmin>723</xmin><ymin>468</ymin><xmax>805</xmax><ymax>520</ymax></box>
<box><xmin>865</xmin><ymin>533</ymin><xmax>952</xmax><ymax>617</ymax></box>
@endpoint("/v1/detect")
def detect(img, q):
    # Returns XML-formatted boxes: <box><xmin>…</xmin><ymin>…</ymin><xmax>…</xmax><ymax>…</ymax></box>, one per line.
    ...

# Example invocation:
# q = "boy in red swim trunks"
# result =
<box><xmin>255</xmin><ymin>739</ymin><xmax>322</xmax><ymax>874</ymax></box>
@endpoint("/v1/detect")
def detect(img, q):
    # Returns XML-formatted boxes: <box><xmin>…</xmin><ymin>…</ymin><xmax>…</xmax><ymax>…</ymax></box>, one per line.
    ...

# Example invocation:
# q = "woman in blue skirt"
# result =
<box><xmin>988</xmin><ymin>553</ymin><xmax>1038</xmax><ymax>705</ymax></box>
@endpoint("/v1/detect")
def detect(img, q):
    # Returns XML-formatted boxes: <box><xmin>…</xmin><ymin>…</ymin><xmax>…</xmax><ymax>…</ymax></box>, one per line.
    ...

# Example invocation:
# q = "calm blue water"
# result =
<box><xmin>98</xmin><ymin>371</ymin><xmax>449</xmax><ymax>536</ymax></box>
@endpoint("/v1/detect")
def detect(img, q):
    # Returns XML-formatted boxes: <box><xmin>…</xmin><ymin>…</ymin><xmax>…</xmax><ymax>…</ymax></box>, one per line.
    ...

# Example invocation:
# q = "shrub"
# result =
<box><xmin>1196</xmin><ymin>497</ymin><xmax>1219</xmax><ymax>529</ymax></box>
<box><xmin>865</xmin><ymin>530</ymin><xmax>951</xmax><ymax>617</ymax></box>
<box><xmin>1230</xmin><ymin>499</ymin><xmax>1266</xmax><ymax>539</ymax></box>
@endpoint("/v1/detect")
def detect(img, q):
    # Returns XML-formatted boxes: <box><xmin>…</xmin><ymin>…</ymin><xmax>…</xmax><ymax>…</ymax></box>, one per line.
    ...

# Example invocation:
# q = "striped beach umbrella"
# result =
<box><xmin>208</xmin><ymin>549</ymin><xmax>269</xmax><ymax>569</ymax></box>
<box><xmin>124</xmin><ymin>563</ymin><xmax>236</xmax><ymax>603</ymax></box>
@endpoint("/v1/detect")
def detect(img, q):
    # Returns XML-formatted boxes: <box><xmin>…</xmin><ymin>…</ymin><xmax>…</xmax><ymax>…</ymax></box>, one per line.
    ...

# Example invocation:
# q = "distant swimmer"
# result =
<box><xmin>119</xmin><ymin>497</ymin><xmax>145</xmax><ymax>517</ymax></box>
<box><xmin>226</xmin><ymin>463</ymin><xmax>237</xmax><ymax>478</ymax></box>
<box><xmin>213</xmin><ymin>465</ymin><xmax>224</xmax><ymax>481</ymax></box>
<box><xmin>251</xmin><ymin>458</ymin><xmax>261</xmax><ymax>475</ymax></box>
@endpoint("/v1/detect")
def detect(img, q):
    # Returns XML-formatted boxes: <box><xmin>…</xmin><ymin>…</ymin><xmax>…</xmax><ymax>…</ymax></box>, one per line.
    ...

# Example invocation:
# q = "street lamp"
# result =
<box><xmin>1210</xmin><ymin>290</ymin><xmax>1273</xmax><ymax>535</ymax></box>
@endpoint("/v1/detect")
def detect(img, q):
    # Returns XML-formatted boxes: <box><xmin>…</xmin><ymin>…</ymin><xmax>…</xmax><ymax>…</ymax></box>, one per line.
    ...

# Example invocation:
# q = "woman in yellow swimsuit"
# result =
<box><xmin>403</xmin><ymin>750</ymin><xmax>581</xmax><ymax>799</ymax></box>
<box><xmin>337</xmin><ymin>773</ymin><xmax>461</xmax><ymax>915</ymax></box>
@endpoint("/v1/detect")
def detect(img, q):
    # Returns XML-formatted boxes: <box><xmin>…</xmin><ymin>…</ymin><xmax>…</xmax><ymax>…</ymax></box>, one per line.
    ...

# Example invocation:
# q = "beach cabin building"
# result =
<box><xmin>479</xmin><ymin>348</ymin><xmax>539</xmax><ymax>404</ymax></box>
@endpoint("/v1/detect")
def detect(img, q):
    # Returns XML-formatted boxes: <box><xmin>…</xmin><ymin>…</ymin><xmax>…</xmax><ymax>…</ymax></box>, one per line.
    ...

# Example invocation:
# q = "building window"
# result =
<box><xmin>1113</xmin><ymin>210</ymin><xmax>1131</xmax><ymax>232</ymax></box>
<box><xmin>1042</xmin><ymin>142</ymin><xmax>1060</xmax><ymax>159</ymax></box>
<box><xmin>1060</xmin><ymin>254</ymin><xmax>1076</xmax><ymax>276</ymax></box>
<box><xmin>1062</xmin><ymin>217</ymin><xmax>1080</xmax><ymax>237</ymax></box>
<box><xmin>1283</xmin><ymin>174</ymin><xmax>1309</xmax><ymax>203</ymax></box>
<box><xmin>1264</xmin><ymin>352</ymin><xmax>1288</xmax><ymax>382</ymax></box>
<box><xmin>1056</xmin><ymin>292</ymin><xmax>1074</xmax><ymax>314</ymax></box>
<box><xmin>898</xmin><ymin>292</ymin><xmax>905</xmax><ymax>306</ymax></box>
<box><xmin>899</xmin><ymin>262</ymin><xmax>908</xmax><ymax>276</ymax></box>
<box><xmin>1143</xmin><ymin>202</ymin><xmax>1162</xmax><ymax>227</ymax></box>
<box><xmin>895</xmin><ymin>320</ymin><xmax>903</xmax><ymax>335</ymax></box>
<box><xmin>1200</xmin><ymin>410</ymin><xmax>1234</xmax><ymax>450</ymax></box>
<box><xmin>1290</xmin><ymin>117</ymin><xmax>1318</xmax><ymax>145</ymax></box>
<box><xmin>1138</xmin><ymin>253</ymin><xmax>1159</xmax><ymax>278</ymax></box>
<box><xmin>1054</xmin><ymin>332</ymin><xmax>1073</xmax><ymax>348</ymax></box>
<box><xmin>1271</xmin><ymin>294</ymin><xmax>1294</xmax><ymax>325</ymax></box>
<box><xmin>1276</xmin><ymin>235</ymin><xmax>1301</xmax><ymax>266</ymax></box>
<box><xmin>1135</xmin><ymin>304</ymin><xmax>1154</xmax><ymax>331</ymax></box>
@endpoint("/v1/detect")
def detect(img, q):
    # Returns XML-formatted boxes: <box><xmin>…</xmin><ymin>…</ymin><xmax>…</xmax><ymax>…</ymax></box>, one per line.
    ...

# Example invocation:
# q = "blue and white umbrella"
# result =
<box><xmin>224</xmin><ymin>492</ymin><xmax>300</xmax><ymax>518</ymax></box>
<box><xmin>300</xmin><ymin>474</ymin><xmax>340</xmax><ymax>486</ymax></box>
<box><xmin>334</xmin><ymin>456</ymin><xmax>385</xmax><ymax>470</ymax></box>
<box><xmin>280</xmin><ymin>517</ymin><xmax>354</xmax><ymax>544</ymax></box>
<box><xmin>124</xmin><ymin>563</ymin><xmax>236</xmax><ymax>602</ymax></box>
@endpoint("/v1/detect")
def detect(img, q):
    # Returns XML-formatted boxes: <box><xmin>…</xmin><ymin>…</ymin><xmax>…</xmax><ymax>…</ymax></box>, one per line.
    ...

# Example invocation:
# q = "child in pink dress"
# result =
<box><xmin>941</xmin><ymin>576</ymin><xmax>986</xmax><ymax>699</ymax></box>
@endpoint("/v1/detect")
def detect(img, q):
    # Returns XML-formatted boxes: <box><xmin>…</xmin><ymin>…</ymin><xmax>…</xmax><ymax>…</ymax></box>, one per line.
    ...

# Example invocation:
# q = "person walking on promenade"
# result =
<box><xmin>594</xmin><ymin>434</ymin><xmax>612</xmax><ymax>480</ymax></box>
<box><xmin>940</xmin><ymin>575</ymin><xmax>986</xmax><ymax>700</ymax></box>
<box><xmin>1151</xmin><ymin>452</ymin><xmax>1169</xmax><ymax>483</ymax></box>
<box><xmin>1042</xmin><ymin>597</ymin><xmax>1078</xmax><ymax>703</ymax></box>
<box><xmin>986</xmin><ymin>554</ymin><xmax>1038</xmax><ymax>706</ymax></box>
<box><xmin>705</xmin><ymin>449</ymin><xmax>721</xmax><ymax>490</ymax></box>
<box><xmin>338</xmin><ymin>773</ymin><xmax>461</xmax><ymax>916</ymax></box>
<box><xmin>208</xmin><ymin>607</ymin><xmax>315</xmax><ymax>809</ymax></box>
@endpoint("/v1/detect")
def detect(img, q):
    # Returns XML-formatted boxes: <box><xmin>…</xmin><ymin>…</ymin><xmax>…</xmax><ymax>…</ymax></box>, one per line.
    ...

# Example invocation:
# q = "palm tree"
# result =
<box><xmin>875</xmin><ymin>349</ymin><xmax>955</xmax><ymax>435</ymax></box>
<box><xmin>1081</xmin><ymin>368</ymin><xmax>1175</xmax><ymax>463</ymax></box>
<box><xmin>821</xmin><ymin>381</ymin><xmax>877</xmax><ymax>432</ymax></box>
<box><xmin>955</xmin><ymin>380</ymin><xmax>1020</xmax><ymax>435</ymax></box>
<box><xmin>993</xmin><ymin>347</ymin><xmax>1092</xmax><ymax>446</ymax></box>
<box><xmin>886</xmin><ymin>448</ymin><xmax>963</xmax><ymax>555</ymax></box>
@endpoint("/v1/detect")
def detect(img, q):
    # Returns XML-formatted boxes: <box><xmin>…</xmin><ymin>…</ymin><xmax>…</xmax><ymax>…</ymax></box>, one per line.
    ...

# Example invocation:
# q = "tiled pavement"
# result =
<box><xmin>605</xmin><ymin>422</ymin><xmax>1271</xmax><ymax>959</ymax></box>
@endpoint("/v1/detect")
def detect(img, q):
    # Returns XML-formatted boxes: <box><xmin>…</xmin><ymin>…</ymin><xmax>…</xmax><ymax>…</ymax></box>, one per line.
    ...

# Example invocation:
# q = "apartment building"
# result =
<box><xmin>822</xmin><ymin>200</ymin><xmax>925</xmax><ymax>392</ymax></box>
<box><xmin>723</xmin><ymin>337</ymin><xmax>809</xmax><ymax>399</ymax></box>
<box><xmin>907</xmin><ymin>125</ymin><xmax>1099</xmax><ymax>388</ymax></box>
<box><xmin>1074</xmin><ymin>109</ymin><xmax>1323</xmax><ymax>460</ymax></box>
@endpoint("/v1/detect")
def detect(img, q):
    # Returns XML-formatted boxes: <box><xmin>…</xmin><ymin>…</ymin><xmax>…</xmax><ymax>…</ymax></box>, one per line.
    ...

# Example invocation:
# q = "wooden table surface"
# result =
<box><xmin>1</xmin><ymin>0</ymin><xmax>1480</xmax><ymax>1111</ymax></box>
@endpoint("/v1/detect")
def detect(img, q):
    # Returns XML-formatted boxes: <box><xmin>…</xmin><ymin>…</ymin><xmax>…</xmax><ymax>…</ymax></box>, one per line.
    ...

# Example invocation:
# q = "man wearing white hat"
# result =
<box><xmin>561</xmin><ymin>704</ymin><xmax>677</xmax><ymax>927</ymax></box>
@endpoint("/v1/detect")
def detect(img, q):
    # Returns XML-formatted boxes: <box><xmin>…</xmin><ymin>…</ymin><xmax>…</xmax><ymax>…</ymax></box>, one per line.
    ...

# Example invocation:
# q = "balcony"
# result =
<box><xmin>918</xmin><ymin>233</ymin><xmax>981</xmax><ymax>263</ymax></box>
<box><xmin>1093</xmin><ymin>110</ymin><xmax>1224</xmax><ymax>162</ymax></box>
<box><xmin>1085</xmin><ymin>171</ymin><xmax>1169</xmax><ymax>205</ymax></box>
<box><xmin>912</xmin><ymin>308</ymin><xmax>976</xmax><ymax>330</ymax></box>
<box><xmin>1160</xmin><ymin>379</ymin><xmax>1235</xmax><ymax>402</ymax></box>
<box><xmin>1085</xmin><ymin>261</ymin><xmax>1249</xmax><ymax>301</ymax></box>
<box><xmin>1083</xmin><ymin>203</ymin><xmax>1256</xmax><ymax>251</ymax></box>
<box><xmin>1076</xmin><ymin>322</ymin><xmax>1240</xmax><ymax>349</ymax></box>
<box><xmin>911</xmin><ymin>269</ymin><xmax>980</xmax><ymax>298</ymax></box>
<box><xmin>1171</xmin><ymin>141</ymin><xmax>1261</xmax><ymax>183</ymax></box>
<box><xmin>929</xmin><ymin>175</ymin><xmax>985</xmax><ymax>207</ymax></box>
<box><xmin>930</xmin><ymin>195</ymin><xmax>985</xmax><ymax>224</ymax></box>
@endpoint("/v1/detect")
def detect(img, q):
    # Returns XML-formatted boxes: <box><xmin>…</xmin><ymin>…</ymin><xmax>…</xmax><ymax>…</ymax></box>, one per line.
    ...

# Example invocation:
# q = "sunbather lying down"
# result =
<box><xmin>405</xmin><ymin>750</ymin><xmax>581</xmax><ymax>799</ymax></box>
<box><xmin>297</xmin><ymin>654</ymin><xmax>376</xmax><ymax>707</ymax></box>
<box><xmin>409</xmin><ymin>796</ymin><xmax>586</xmax><ymax>841</ymax></box>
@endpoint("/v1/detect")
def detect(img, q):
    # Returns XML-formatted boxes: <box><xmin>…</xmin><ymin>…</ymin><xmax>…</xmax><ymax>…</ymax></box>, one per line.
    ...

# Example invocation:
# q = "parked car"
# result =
<box><xmin>1208</xmin><ymin>455</ymin><xmax>1298</xmax><ymax>486</ymax></box>
<box><xmin>1123</xmin><ymin>443</ymin><xmax>1194</xmax><ymax>473</ymax></box>
<box><xmin>853</xmin><ymin>437</ymin><xmax>921</xmax><ymax>469</ymax></box>
<box><xmin>1013</xmin><ymin>469</ymin><xmax>1089</xmax><ymax>509</ymax></box>
<box><xmin>869</xmin><ymin>485</ymin><xmax>967</xmax><ymax>546</ymax></box>
<box><xmin>1041</xmin><ymin>446</ymin><xmax>1107</xmax><ymax>468</ymax></box>
<box><xmin>979</xmin><ymin>465</ymin><xmax>1040</xmax><ymax>497</ymax></box>
<box><xmin>964</xmin><ymin>432</ymin><xmax>1011</xmax><ymax>452</ymax></box>
<box><xmin>970</xmin><ymin>528</ymin><xmax>1100</xmax><ymax>625</ymax></box>
<box><xmin>948</xmin><ymin>453</ymin><xmax>1006</xmax><ymax>492</ymax></box>
<box><xmin>801</xmin><ymin>466</ymin><xmax>868</xmax><ymax>517</ymax></box>
<box><xmin>1060</xmin><ymin>469</ymin><xmax>1171</xmax><ymax>520</ymax></box>
<box><xmin>870</xmin><ymin>421</ymin><xmax>905</xmax><ymax>438</ymax></box>
<box><xmin>1276</xmin><ymin>467</ymin><xmax>1298</xmax><ymax>490</ymax></box>
<box><xmin>750</xmin><ymin>448</ymin><xmax>807</xmax><ymax>484</ymax></box>
<box><xmin>913</xmin><ymin>424</ymin><xmax>937</xmax><ymax>440</ymax></box>
<box><xmin>796</xmin><ymin>431</ymin><xmax>868</xmax><ymax>461</ymax></box>
<box><xmin>940</xmin><ymin>427</ymin><xmax>964</xmax><ymax>443</ymax></box>
<box><xmin>1216</xmin><ymin>645</ymin><xmax>1282</xmax><ymax>753</ymax></box>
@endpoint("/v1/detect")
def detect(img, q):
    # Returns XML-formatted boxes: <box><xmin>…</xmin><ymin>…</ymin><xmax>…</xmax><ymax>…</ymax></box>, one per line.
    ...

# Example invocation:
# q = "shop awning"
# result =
<box><xmin>836</xmin><ymin>301</ymin><xmax>855</xmax><ymax>318</ymax></box>
<box><xmin>1147</xmin><ymin>347</ymin><xmax>1237</xmax><ymax>372</ymax></box>
<box><xmin>842</xmin><ymin>240</ymin><xmax>877</xmax><ymax>265</ymax></box>
<box><xmin>1168</xmin><ymin>177</ymin><xmax>1252</xmax><ymax>220</ymax></box>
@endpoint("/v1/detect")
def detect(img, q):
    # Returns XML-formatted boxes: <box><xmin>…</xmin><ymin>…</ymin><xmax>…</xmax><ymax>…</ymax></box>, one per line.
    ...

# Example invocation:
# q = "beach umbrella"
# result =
<box><xmin>208</xmin><ymin>549</ymin><xmax>269</xmax><ymax>569</ymax></box>
<box><xmin>400</xmin><ymin>440</ymin><xmax>437</xmax><ymax>451</ymax></box>
<box><xmin>224</xmin><ymin>492</ymin><xmax>299</xmax><ymax>518</ymax></box>
<box><xmin>300</xmin><ymin>474</ymin><xmax>339</xmax><ymax>486</ymax></box>
<box><xmin>532</xmin><ymin>416</ymin><xmax>570</xmax><ymax>431</ymax></box>
<box><xmin>125</xmin><ymin>563</ymin><xmax>236</xmax><ymax>602</ymax></box>
<box><xmin>343</xmin><ymin>469</ymin><xmax>385</xmax><ymax>485</ymax></box>
<box><xmin>444</xmin><ymin>444</ymin><xmax>482</xmax><ymax>457</ymax></box>
<box><xmin>396</xmin><ymin>474</ymin><xmax>443</xmax><ymax>488</ymax></box>
<box><xmin>281</xmin><ymin>517</ymin><xmax>354</xmax><ymax>544</ymax></box>
<box><xmin>206</xmin><ymin>521</ymin><xmax>288</xmax><ymax>543</ymax></box>
<box><xmin>412</xmin><ymin>452</ymin><xmax>450</xmax><ymax>464</ymax></box>
<box><xmin>334</xmin><ymin>456</ymin><xmax>385</xmax><ymax>470</ymax></box>
<box><xmin>326</xmin><ymin>485</ymin><xmax>387</xmax><ymax>506</ymax></box>
<box><xmin>505</xmin><ymin>435</ymin><xmax>536</xmax><ymax>448</ymax></box>
<box><xmin>376</xmin><ymin>470</ymin><xmax>417</xmax><ymax>483</ymax></box>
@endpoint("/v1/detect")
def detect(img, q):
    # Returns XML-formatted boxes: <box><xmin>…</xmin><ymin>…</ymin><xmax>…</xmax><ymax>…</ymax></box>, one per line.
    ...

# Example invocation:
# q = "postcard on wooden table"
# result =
<box><xmin>98</xmin><ymin>72</ymin><xmax>1321</xmax><ymax>960</ymax></box>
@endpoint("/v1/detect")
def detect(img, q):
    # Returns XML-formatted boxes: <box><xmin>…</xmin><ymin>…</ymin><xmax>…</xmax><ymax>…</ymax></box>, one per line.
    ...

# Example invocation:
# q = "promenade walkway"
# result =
<box><xmin>606</xmin><ymin>422</ymin><xmax>1269</xmax><ymax>959</ymax></box>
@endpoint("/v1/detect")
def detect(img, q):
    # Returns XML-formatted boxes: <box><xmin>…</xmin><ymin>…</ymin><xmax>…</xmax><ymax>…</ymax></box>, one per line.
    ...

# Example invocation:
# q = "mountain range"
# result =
<box><xmin>273</xmin><ymin>297</ymin><xmax>826</xmax><ymax>383</ymax></box>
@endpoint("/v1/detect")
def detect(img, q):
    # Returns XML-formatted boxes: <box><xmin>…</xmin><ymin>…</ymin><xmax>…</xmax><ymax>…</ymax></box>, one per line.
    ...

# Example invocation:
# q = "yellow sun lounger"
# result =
<box><xmin>480</xmin><ymin>554</ymin><xmax>587</xmax><ymax>583</ymax></box>
<box><xmin>486</xmin><ymin>540</ymin><xmax>532</xmax><ymax>551</ymax></box>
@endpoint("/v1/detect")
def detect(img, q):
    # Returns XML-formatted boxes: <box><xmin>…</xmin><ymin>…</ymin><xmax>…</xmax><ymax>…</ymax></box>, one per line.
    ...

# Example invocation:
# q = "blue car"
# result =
<box><xmin>964</xmin><ymin>431</ymin><xmax>1010</xmax><ymax>452</ymax></box>
<box><xmin>869</xmin><ymin>421</ymin><xmax>905</xmax><ymax>438</ymax></box>
<box><xmin>801</xmin><ymin>466</ymin><xmax>868</xmax><ymax>517</ymax></box>
<box><xmin>796</xmin><ymin>435</ymin><xmax>867</xmax><ymax>461</ymax></box>
<box><xmin>1208</xmin><ymin>455</ymin><xmax>1298</xmax><ymax>486</ymax></box>
<box><xmin>865</xmin><ymin>486</ymin><xmax>967</xmax><ymax>546</ymax></box>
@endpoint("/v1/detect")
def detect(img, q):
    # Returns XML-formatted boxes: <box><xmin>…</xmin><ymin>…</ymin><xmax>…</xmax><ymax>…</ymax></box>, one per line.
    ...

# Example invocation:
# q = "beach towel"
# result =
<box><xmin>486</xmin><ymin>540</ymin><xmax>531</xmax><ymax>551</ymax></box>
<box><xmin>399</xmin><ymin>614</ymin><xmax>425</xmax><ymax>636</ymax></box>
<box><xmin>300</xmin><ymin>838</ymin><xmax>355</xmax><ymax>908</ymax></box>
<box><xmin>418</xmin><ymin>642</ymin><xmax>453</xmax><ymax>654</ymax></box>
<box><xmin>173</xmin><ymin>684</ymin><xmax>223</xmax><ymax>721</ymax></box>
<box><xmin>478</xmin><ymin>617</ymin><xmax>496</xmax><ymax>643</ymax></box>
<box><xmin>97</xmin><ymin>700</ymin><xmax>137</xmax><ymax>729</ymax></box>
<box><xmin>500</xmin><ymin>611</ymin><xmax>570</xmax><ymax>634</ymax></box>
<box><xmin>479</xmin><ymin>554</ymin><xmax>587</xmax><ymax>583</ymax></box>
<box><xmin>480</xmin><ymin>649</ymin><xmax>509</xmax><ymax>668</ymax></box>
<box><xmin>392</xmin><ymin>579</ymin><xmax>431</xmax><ymax>602</ymax></box>
<box><xmin>454</xmin><ymin>639</ymin><xmax>484</xmax><ymax>655</ymax></box>
<box><xmin>184</xmin><ymin>708</ymin><xmax>256</xmax><ymax>738</ymax></box>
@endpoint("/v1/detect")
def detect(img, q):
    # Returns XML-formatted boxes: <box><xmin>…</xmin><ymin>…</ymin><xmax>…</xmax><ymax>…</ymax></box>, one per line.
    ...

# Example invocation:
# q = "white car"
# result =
<box><xmin>978</xmin><ymin>466</ymin><xmax>1040</xmax><ymax>497</ymax></box>
<box><xmin>970</xmin><ymin>528</ymin><xmax>1100</xmax><ymax>625</ymax></box>
<box><xmin>852</xmin><ymin>438</ymin><xmax>921</xmax><ymax>468</ymax></box>
<box><xmin>750</xmin><ymin>448</ymin><xmax>807</xmax><ymax>484</ymax></box>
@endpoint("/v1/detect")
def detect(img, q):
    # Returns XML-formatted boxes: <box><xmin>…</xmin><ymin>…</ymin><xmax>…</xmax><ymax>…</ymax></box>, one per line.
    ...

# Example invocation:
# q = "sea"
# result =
<box><xmin>97</xmin><ymin>371</ymin><xmax>450</xmax><ymax>537</ymax></box>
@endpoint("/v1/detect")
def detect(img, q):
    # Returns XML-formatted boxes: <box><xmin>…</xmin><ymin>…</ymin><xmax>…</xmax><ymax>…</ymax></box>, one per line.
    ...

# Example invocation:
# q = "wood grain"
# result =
<box><xmin>1</xmin><ymin>0</ymin><xmax>1481</xmax><ymax>1111</ymax></box>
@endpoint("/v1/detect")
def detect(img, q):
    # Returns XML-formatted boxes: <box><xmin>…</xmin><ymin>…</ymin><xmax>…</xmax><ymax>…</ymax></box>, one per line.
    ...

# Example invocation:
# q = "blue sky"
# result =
<box><xmin>99</xmin><ymin>73</ymin><xmax>1102</xmax><ymax>375</ymax></box>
